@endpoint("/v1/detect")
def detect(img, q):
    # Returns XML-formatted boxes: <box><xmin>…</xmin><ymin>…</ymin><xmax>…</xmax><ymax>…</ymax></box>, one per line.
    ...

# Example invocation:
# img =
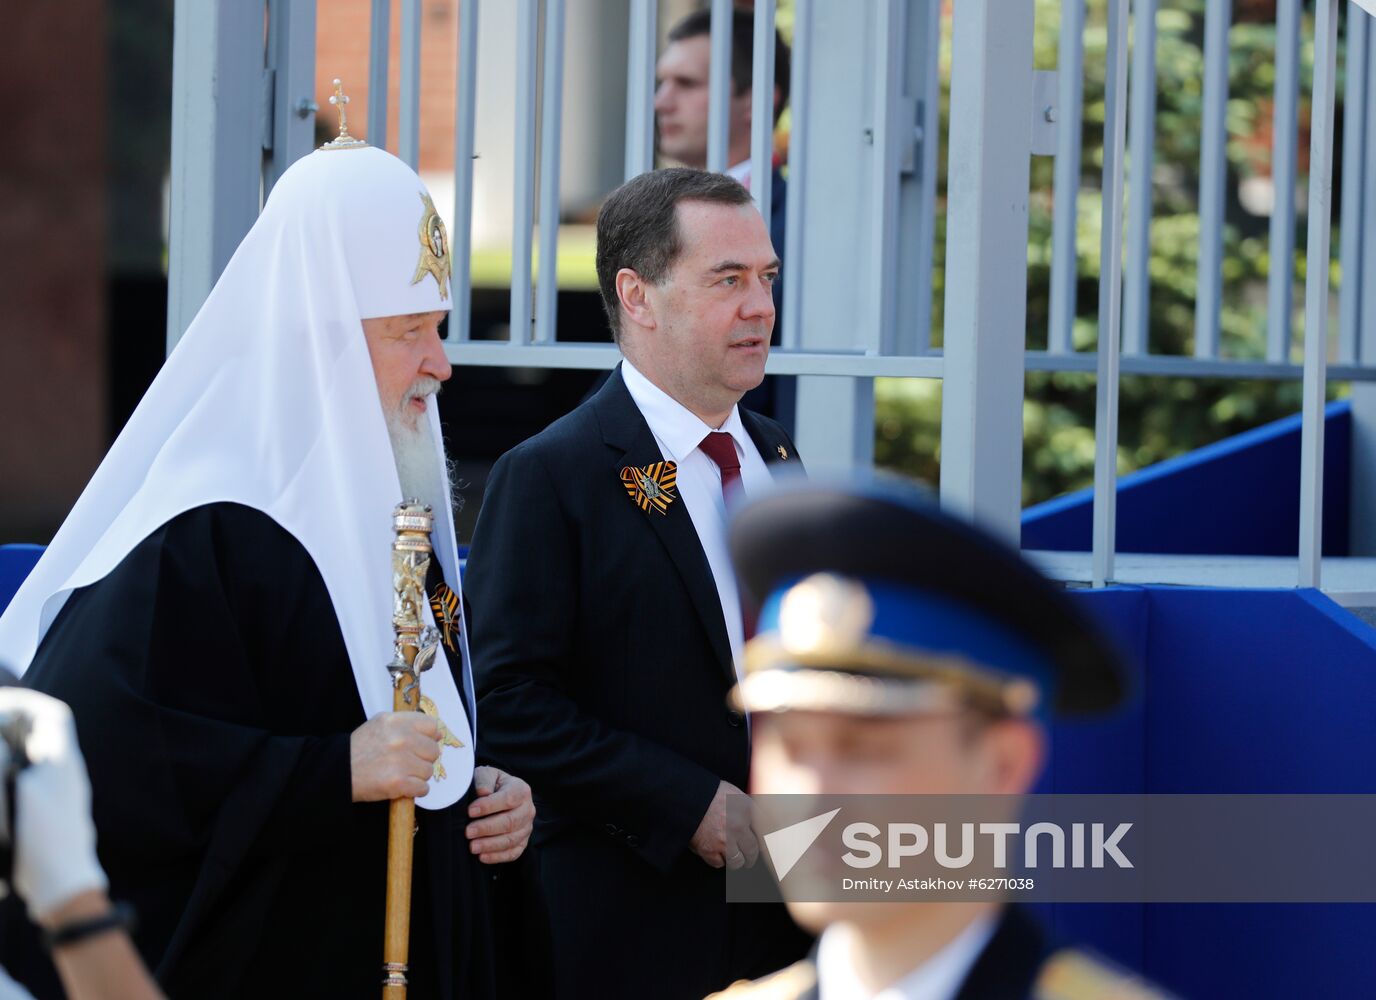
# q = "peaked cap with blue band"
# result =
<box><xmin>728</xmin><ymin>479</ymin><xmax>1125</xmax><ymax>717</ymax></box>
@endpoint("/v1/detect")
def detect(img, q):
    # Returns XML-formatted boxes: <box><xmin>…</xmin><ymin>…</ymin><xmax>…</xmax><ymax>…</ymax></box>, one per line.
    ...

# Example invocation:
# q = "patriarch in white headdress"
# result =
<box><xmin>0</xmin><ymin>112</ymin><xmax>476</xmax><ymax>807</ymax></box>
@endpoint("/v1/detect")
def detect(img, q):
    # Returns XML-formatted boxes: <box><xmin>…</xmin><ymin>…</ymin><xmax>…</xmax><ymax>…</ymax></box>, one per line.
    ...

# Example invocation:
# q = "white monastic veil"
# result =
<box><xmin>0</xmin><ymin>146</ymin><xmax>475</xmax><ymax>808</ymax></box>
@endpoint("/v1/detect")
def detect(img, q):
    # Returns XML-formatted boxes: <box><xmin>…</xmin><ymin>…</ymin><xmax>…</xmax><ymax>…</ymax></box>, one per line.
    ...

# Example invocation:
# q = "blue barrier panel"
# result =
<box><xmin>1047</xmin><ymin>586</ymin><xmax>1376</xmax><ymax>998</ymax></box>
<box><xmin>1023</xmin><ymin>401</ymin><xmax>1351</xmax><ymax>555</ymax></box>
<box><xmin>1140</xmin><ymin>587</ymin><xmax>1376</xmax><ymax>998</ymax></box>
<box><xmin>0</xmin><ymin>544</ymin><xmax>44</xmax><ymax>615</ymax></box>
<box><xmin>1031</xmin><ymin>587</ymin><xmax>1150</xmax><ymax>971</ymax></box>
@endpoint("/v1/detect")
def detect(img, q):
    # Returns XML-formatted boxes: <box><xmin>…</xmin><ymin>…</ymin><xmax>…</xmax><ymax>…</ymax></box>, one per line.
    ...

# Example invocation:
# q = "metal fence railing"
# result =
<box><xmin>170</xmin><ymin>0</ymin><xmax>1376</xmax><ymax>590</ymax></box>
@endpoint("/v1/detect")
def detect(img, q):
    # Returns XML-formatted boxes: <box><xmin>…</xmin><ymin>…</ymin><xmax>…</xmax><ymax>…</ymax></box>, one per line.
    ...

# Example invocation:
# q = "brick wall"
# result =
<box><xmin>315</xmin><ymin>0</ymin><xmax>459</xmax><ymax>171</ymax></box>
<box><xmin>0</xmin><ymin>2</ymin><xmax>107</xmax><ymax>542</ymax></box>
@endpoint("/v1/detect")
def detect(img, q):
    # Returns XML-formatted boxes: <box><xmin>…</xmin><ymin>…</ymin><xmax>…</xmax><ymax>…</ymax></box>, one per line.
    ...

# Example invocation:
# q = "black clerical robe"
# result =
<box><xmin>0</xmin><ymin>503</ymin><xmax>496</xmax><ymax>1000</ymax></box>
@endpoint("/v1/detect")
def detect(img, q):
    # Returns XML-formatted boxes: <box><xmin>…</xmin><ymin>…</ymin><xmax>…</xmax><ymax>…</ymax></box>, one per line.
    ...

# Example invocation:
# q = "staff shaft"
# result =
<box><xmin>382</xmin><ymin>501</ymin><xmax>435</xmax><ymax>999</ymax></box>
<box><xmin>382</xmin><ymin>673</ymin><xmax>420</xmax><ymax>998</ymax></box>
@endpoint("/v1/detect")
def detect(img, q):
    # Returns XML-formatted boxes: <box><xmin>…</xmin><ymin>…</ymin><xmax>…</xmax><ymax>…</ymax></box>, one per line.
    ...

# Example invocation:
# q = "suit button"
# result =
<box><xmin>626</xmin><ymin>834</ymin><xmax>641</xmax><ymax>848</ymax></box>
<box><xmin>726</xmin><ymin>710</ymin><xmax>744</xmax><ymax>728</ymax></box>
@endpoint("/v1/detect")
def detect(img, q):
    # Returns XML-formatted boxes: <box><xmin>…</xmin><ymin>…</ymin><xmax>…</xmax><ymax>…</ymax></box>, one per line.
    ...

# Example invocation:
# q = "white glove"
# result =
<box><xmin>0</xmin><ymin>689</ymin><xmax>108</xmax><ymax>923</ymax></box>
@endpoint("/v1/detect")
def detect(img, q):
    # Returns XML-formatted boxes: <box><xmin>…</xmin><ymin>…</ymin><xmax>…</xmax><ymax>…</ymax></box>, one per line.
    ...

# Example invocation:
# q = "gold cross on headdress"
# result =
<box><xmin>321</xmin><ymin>78</ymin><xmax>368</xmax><ymax>151</ymax></box>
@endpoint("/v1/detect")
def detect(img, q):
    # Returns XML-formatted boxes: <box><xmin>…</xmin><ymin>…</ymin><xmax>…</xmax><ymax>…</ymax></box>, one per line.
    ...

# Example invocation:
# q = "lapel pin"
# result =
<box><xmin>777</xmin><ymin>445</ymin><xmax>789</xmax><ymax>461</ymax></box>
<box><xmin>620</xmin><ymin>461</ymin><xmax>678</xmax><ymax>515</ymax></box>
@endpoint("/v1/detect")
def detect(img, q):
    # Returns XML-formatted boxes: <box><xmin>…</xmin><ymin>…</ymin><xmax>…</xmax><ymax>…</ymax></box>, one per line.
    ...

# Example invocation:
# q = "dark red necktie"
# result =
<box><xmin>699</xmin><ymin>431</ymin><xmax>756</xmax><ymax>638</ymax></box>
<box><xmin>699</xmin><ymin>432</ymin><xmax>742</xmax><ymax>502</ymax></box>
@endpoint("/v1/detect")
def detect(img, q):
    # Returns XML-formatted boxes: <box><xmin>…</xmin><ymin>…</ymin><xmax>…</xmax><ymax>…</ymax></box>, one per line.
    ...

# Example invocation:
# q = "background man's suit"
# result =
<box><xmin>740</xmin><ymin>168</ymin><xmax>793</xmax><ymax>431</ymax></box>
<box><xmin>465</xmin><ymin>366</ymin><xmax>810</xmax><ymax>999</ymax></box>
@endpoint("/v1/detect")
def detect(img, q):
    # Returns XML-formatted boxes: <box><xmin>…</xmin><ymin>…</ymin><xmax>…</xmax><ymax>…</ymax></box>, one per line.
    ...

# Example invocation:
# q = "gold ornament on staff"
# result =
<box><xmin>382</xmin><ymin>501</ymin><xmax>440</xmax><ymax>999</ymax></box>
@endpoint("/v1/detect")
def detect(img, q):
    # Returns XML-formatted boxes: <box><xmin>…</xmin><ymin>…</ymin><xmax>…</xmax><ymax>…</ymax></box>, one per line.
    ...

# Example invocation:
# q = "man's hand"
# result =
<box><xmin>689</xmin><ymin>780</ymin><xmax>758</xmax><ymax>870</ymax></box>
<box><xmin>3</xmin><ymin>688</ymin><xmax>110</xmax><ymax>924</ymax></box>
<box><xmin>465</xmin><ymin>766</ymin><xmax>534</xmax><ymax>864</ymax></box>
<box><xmin>349</xmin><ymin>712</ymin><xmax>440</xmax><ymax>802</ymax></box>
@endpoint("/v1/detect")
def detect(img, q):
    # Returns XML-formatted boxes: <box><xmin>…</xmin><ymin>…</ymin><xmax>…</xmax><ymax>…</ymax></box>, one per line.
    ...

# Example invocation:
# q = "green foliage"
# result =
<box><xmin>876</xmin><ymin>0</ymin><xmax>1348</xmax><ymax>505</ymax></box>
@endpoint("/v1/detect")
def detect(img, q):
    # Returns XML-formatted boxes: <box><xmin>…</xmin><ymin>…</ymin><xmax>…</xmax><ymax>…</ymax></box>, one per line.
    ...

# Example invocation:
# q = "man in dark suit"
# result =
<box><xmin>709</xmin><ymin>481</ymin><xmax>1171</xmax><ymax>1000</ymax></box>
<box><xmin>464</xmin><ymin>168</ymin><xmax>810</xmax><ymax>999</ymax></box>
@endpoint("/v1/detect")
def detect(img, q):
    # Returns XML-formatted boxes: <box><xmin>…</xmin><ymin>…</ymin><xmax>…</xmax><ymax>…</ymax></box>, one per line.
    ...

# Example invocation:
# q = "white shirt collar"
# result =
<box><xmin>619</xmin><ymin>359</ymin><xmax>751</xmax><ymax>461</ymax></box>
<box><xmin>815</xmin><ymin>914</ymin><xmax>998</xmax><ymax>1000</ymax></box>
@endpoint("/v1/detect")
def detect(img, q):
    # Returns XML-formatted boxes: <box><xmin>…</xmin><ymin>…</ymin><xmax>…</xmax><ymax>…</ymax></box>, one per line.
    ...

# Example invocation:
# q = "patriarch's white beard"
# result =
<box><xmin>386</xmin><ymin>379</ymin><xmax>452</xmax><ymax>516</ymax></box>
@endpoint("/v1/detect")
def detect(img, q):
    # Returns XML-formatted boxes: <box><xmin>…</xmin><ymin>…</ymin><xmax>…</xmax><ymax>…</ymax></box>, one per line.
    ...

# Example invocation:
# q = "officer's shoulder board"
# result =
<box><xmin>705</xmin><ymin>960</ymin><xmax>817</xmax><ymax>1000</ymax></box>
<box><xmin>1035</xmin><ymin>948</ymin><xmax>1177</xmax><ymax>1000</ymax></box>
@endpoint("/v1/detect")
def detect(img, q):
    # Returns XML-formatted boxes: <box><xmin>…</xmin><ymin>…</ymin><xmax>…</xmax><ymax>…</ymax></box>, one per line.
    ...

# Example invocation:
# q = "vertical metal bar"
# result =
<box><xmin>913</xmin><ymin>0</ymin><xmax>942</xmax><ymax>353</ymax></box>
<box><xmin>1299</xmin><ymin>0</ymin><xmax>1340</xmax><ymax>588</ymax></box>
<box><xmin>1048</xmin><ymin>0</ymin><xmax>1086</xmax><ymax>355</ymax></box>
<box><xmin>1121</xmin><ymin>0</ymin><xmax>1156</xmax><ymax>356</ymax></box>
<box><xmin>1349</xmin><ymin>7</ymin><xmax>1376</xmax><ymax>558</ymax></box>
<box><xmin>398</xmin><ymin>0</ymin><xmax>421</xmax><ymax>168</ymax></box>
<box><xmin>167</xmin><ymin>0</ymin><xmax>267</xmax><ymax>350</ymax></box>
<box><xmin>510</xmin><ymin>0</ymin><xmax>538</xmax><ymax>345</ymax></box>
<box><xmin>939</xmin><ymin>0</ymin><xmax>1036</xmax><ymax>541</ymax></box>
<box><xmin>624</xmin><ymin>0</ymin><xmax>657</xmax><ymax>179</ymax></box>
<box><xmin>781</xmin><ymin>0</ymin><xmax>811</xmax><ymax>351</ymax></box>
<box><xmin>535</xmin><ymin>0</ymin><xmax>566</xmax><ymax>345</ymax></box>
<box><xmin>786</xmin><ymin>0</ymin><xmax>877</xmax><ymax>473</ymax></box>
<box><xmin>1360</xmin><ymin>10</ymin><xmax>1376</xmax><ymax>364</ymax></box>
<box><xmin>369</xmin><ymin>0</ymin><xmax>391</xmax><ymax>150</ymax></box>
<box><xmin>1091</xmin><ymin>0</ymin><xmax>1131</xmax><ymax>588</ymax></box>
<box><xmin>1266</xmin><ymin>0</ymin><xmax>1302</xmax><ymax>361</ymax></box>
<box><xmin>750</xmin><ymin>0</ymin><xmax>777</xmax><ymax>219</ymax></box>
<box><xmin>707</xmin><ymin>0</ymin><xmax>734</xmax><ymax>173</ymax></box>
<box><xmin>264</xmin><ymin>0</ymin><xmax>317</xmax><ymax>195</ymax></box>
<box><xmin>1338</xmin><ymin>4</ymin><xmax>1367</xmax><ymax>364</ymax></box>
<box><xmin>451</xmin><ymin>0</ymin><xmax>479</xmax><ymax>342</ymax></box>
<box><xmin>865</xmin><ymin>0</ymin><xmax>905</xmax><ymax>356</ymax></box>
<box><xmin>1194</xmin><ymin>0</ymin><xmax>1230</xmax><ymax>358</ymax></box>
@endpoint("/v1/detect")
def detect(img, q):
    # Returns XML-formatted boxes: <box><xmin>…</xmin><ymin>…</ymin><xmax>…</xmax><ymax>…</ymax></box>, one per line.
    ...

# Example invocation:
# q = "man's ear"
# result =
<box><xmin>978</xmin><ymin>719</ymin><xmax>1045</xmax><ymax>796</ymax></box>
<box><xmin>615</xmin><ymin>268</ymin><xmax>656</xmax><ymax>330</ymax></box>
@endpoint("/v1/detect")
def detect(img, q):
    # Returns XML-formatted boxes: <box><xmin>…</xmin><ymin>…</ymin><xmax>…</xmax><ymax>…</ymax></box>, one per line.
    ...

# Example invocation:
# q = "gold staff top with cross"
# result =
<box><xmin>321</xmin><ymin>78</ymin><xmax>368</xmax><ymax>151</ymax></box>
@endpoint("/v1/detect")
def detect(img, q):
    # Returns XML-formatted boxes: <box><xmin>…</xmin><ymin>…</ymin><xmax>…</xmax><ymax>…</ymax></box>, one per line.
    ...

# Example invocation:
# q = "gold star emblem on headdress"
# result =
<box><xmin>412</xmin><ymin>192</ymin><xmax>452</xmax><ymax>300</ymax></box>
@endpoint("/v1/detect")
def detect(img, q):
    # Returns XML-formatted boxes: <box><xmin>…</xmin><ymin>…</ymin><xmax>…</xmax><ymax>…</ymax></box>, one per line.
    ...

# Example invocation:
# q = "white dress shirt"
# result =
<box><xmin>815</xmin><ymin>915</ymin><xmax>998</xmax><ymax>1000</ymax></box>
<box><xmin>727</xmin><ymin>159</ymin><xmax>753</xmax><ymax>190</ymax></box>
<box><xmin>620</xmin><ymin>360</ymin><xmax>772</xmax><ymax>685</ymax></box>
<box><xmin>0</xmin><ymin>967</ymin><xmax>33</xmax><ymax>1000</ymax></box>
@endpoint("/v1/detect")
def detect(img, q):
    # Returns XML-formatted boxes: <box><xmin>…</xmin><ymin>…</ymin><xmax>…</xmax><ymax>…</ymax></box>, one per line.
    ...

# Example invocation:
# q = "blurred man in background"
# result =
<box><xmin>657</xmin><ymin>7</ymin><xmax>795</xmax><ymax>429</ymax></box>
<box><xmin>656</xmin><ymin>7</ymin><xmax>790</xmax><ymax>248</ymax></box>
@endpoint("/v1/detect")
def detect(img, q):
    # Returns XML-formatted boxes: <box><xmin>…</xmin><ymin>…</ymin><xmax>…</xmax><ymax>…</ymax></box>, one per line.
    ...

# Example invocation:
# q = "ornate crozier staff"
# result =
<box><xmin>382</xmin><ymin>501</ymin><xmax>440</xmax><ymax>998</ymax></box>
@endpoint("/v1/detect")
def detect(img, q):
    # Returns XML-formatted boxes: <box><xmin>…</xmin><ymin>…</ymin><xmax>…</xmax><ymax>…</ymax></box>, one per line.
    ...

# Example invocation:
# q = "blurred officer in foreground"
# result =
<box><xmin>0</xmin><ymin>680</ymin><xmax>163</xmax><ymax>1000</ymax></box>
<box><xmin>709</xmin><ymin>481</ymin><xmax>1172</xmax><ymax>1000</ymax></box>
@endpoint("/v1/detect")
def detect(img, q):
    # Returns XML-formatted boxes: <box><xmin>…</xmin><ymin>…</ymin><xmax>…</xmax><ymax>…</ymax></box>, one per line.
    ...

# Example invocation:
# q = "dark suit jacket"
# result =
<box><xmin>741</xmin><ymin>166</ymin><xmax>794</xmax><ymax>433</ymax></box>
<box><xmin>768</xmin><ymin>165</ymin><xmax>787</xmax><ymax>273</ymax></box>
<box><xmin>708</xmin><ymin>907</ymin><xmax>1171</xmax><ymax>1000</ymax></box>
<box><xmin>465</xmin><ymin>367</ymin><xmax>809</xmax><ymax>999</ymax></box>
